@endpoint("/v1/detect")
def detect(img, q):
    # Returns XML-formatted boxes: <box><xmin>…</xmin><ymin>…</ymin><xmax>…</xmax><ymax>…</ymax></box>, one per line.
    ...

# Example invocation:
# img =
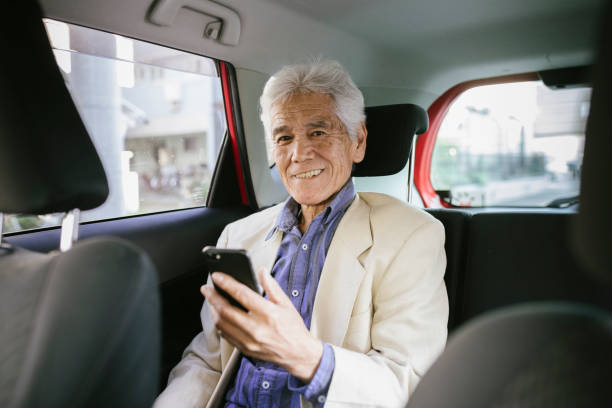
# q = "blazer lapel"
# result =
<box><xmin>248</xmin><ymin>221</ymin><xmax>283</xmax><ymax>274</ymax></box>
<box><xmin>206</xmin><ymin>348</ymin><xmax>242</xmax><ymax>408</ymax></box>
<box><xmin>310</xmin><ymin>194</ymin><xmax>372</xmax><ymax>345</ymax></box>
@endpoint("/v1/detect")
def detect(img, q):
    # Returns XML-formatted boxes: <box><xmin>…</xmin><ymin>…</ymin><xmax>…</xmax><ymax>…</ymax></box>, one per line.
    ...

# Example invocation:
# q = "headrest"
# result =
<box><xmin>0</xmin><ymin>1</ymin><xmax>108</xmax><ymax>215</ymax></box>
<box><xmin>572</xmin><ymin>4</ymin><xmax>612</xmax><ymax>279</ymax></box>
<box><xmin>407</xmin><ymin>303</ymin><xmax>612</xmax><ymax>408</ymax></box>
<box><xmin>353</xmin><ymin>104</ymin><xmax>428</xmax><ymax>177</ymax></box>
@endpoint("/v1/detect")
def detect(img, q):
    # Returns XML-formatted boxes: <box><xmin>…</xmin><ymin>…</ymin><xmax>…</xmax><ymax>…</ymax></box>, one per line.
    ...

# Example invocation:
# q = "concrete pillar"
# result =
<box><xmin>207</xmin><ymin>81</ymin><xmax>226</xmax><ymax>172</ymax></box>
<box><xmin>68</xmin><ymin>32</ymin><xmax>126</xmax><ymax>221</ymax></box>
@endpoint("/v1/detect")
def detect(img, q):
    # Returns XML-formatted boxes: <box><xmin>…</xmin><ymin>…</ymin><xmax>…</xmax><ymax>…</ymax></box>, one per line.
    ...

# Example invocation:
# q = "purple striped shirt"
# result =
<box><xmin>224</xmin><ymin>180</ymin><xmax>356</xmax><ymax>408</ymax></box>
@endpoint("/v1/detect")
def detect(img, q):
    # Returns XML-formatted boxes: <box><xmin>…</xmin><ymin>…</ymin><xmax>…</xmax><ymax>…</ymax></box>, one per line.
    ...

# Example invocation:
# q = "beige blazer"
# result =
<box><xmin>154</xmin><ymin>192</ymin><xmax>448</xmax><ymax>408</ymax></box>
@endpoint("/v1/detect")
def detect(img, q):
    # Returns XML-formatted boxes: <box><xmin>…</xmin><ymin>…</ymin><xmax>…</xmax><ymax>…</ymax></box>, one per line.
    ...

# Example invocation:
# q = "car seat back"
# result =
<box><xmin>0</xmin><ymin>2</ymin><xmax>160</xmax><ymax>407</ymax></box>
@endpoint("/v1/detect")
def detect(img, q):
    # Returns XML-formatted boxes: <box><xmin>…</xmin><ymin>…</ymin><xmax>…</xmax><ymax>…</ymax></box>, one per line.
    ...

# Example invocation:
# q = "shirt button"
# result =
<box><xmin>291</xmin><ymin>289</ymin><xmax>299</xmax><ymax>297</ymax></box>
<box><xmin>261</xmin><ymin>380</ymin><xmax>270</xmax><ymax>390</ymax></box>
<box><xmin>302</xmin><ymin>243</ymin><xmax>308</xmax><ymax>250</ymax></box>
<box><xmin>317</xmin><ymin>395</ymin><xmax>326</xmax><ymax>404</ymax></box>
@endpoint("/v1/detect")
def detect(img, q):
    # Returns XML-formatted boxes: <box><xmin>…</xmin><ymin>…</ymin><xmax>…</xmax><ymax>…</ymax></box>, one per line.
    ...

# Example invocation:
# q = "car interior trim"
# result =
<box><xmin>224</xmin><ymin>64</ymin><xmax>259</xmax><ymax>209</ymax></box>
<box><xmin>220</xmin><ymin>61</ymin><xmax>250</xmax><ymax>206</ymax></box>
<box><xmin>148</xmin><ymin>0</ymin><xmax>242</xmax><ymax>46</ymax></box>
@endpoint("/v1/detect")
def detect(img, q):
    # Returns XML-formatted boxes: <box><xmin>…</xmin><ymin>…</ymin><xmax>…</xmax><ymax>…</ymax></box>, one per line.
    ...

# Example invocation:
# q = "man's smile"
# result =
<box><xmin>293</xmin><ymin>169</ymin><xmax>323</xmax><ymax>179</ymax></box>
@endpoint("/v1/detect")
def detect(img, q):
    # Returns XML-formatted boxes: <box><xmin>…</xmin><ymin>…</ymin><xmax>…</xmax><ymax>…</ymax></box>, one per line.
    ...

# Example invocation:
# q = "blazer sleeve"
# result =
<box><xmin>325</xmin><ymin>220</ymin><xmax>448</xmax><ymax>407</ymax></box>
<box><xmin>153</xmin><ymin>226</ymin><xmax>231</xmax><ymax>408</ymax></box>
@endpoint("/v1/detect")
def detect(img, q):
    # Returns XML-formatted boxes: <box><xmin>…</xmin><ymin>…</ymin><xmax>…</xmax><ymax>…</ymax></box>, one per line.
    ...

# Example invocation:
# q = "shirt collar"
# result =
<box><xmin>320</xmin><ymin>178</ymin><xmax>355</xmax><ymax>225</ymax></box>
<box><xmin>265</xmin><ymin>179</ymin><xmax>356</xmax><ymax>241</ymax></box>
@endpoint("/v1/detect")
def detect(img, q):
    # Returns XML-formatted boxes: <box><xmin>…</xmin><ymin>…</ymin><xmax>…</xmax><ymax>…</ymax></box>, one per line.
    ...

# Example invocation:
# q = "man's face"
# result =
<box><xmin>271</xmin><ymin>92</ymin><xmax>366</xmax><ymax>206</ymax></box>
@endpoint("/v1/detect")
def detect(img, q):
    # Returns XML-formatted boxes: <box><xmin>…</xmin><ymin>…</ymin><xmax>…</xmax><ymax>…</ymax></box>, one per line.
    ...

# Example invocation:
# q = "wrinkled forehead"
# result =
<box><xmin>270</xmin><ymin>92</ymin><xmax>343</xmax><ymax>129</ymax></box>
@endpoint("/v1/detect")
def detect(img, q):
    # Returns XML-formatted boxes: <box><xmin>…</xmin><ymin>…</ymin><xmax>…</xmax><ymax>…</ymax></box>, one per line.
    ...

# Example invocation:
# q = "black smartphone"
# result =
<box><xmin>202</xmin><ymin>246</ymin><xmax>263</xmax><ymax>311</ymax></box>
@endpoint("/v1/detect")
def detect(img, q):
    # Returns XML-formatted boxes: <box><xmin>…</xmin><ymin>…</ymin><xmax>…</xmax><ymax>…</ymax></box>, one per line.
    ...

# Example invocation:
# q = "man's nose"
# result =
<box><xmin>291</xmin><ymin>136</ymin><xmax>314</xmax><ymax>162</ymax></box>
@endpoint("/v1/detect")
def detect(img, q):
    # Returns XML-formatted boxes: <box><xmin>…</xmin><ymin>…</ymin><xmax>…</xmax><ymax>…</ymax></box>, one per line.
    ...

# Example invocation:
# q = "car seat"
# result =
<box><xmin>0</xmin><ymin>2</ymin><xmax>161</xmax><ymax>407</ymax></box>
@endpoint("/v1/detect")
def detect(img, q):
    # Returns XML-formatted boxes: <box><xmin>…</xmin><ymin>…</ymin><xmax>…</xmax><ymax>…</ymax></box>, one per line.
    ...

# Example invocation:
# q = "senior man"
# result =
<box><xmin>154</xmin><ymin>60</ymin><xmax>448</xmax><ymax>408</ymax></box>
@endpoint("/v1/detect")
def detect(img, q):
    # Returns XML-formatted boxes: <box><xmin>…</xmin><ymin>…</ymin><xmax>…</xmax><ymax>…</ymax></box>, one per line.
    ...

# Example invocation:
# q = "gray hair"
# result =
<box><xmin>259</xmin><ymin>59</ymin><xmax>365</xmax><ymax>141</ymax></box>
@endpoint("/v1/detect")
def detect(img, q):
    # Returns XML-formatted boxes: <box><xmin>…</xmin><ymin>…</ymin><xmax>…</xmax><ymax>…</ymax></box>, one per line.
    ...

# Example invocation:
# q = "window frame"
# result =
<box><xmin>216</xmin><ymin>61</ymin><xmax>258</xmax><ymax>209</ymax></box>
<box><xmin>414</xmin><ymin>72</ymin><xmax>540</xmax><ymax>208</ymax></box>
<box><xmin>3</xmin><ymin>23</ymin><xmax>257</xmax><ymax>235</ymax></box>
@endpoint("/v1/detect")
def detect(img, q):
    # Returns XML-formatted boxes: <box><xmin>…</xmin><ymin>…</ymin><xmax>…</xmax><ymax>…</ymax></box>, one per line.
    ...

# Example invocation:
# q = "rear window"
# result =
<box><xmin>3</xmin><ymin>20</ymin><xmax>226</xmax><ymax>234</ymax></box>
<box><xmin>431</xmin><ymin>81</ymin><xmax>589</xmax><ymax>207</ymax></box>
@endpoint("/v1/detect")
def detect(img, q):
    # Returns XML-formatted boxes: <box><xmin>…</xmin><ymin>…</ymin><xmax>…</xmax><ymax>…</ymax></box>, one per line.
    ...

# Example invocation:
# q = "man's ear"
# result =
<box><xmin>352</xmin><ymin>122</ymin><xmax>367</xmax><ymax>164</ymax></box>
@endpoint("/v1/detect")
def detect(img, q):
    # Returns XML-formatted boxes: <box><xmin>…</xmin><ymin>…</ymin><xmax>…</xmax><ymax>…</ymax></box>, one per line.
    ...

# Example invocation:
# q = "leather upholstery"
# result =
<box><xmin>406</xmin><ymin>304</ymin><xmax>612</xmax><ymax>408</ymax></box>
<box><xmin>460</xmin><ymin>212</ymin><xmax>612</xmax><ymax>323</ymax></box>
<box><xmin>426</xmin><ymin>209</ymin><xmax>470</xmax><ymax>331</ymax></box>
<box><xmin>353</xmin><ymin>104</ymin><xmax>428</xmax><ymax>177</ymax></box>
<box><xmin>0</xmin><ymin>239</ymin><xmax>160</xmax><ymax>408</ymax></box>
<box><xmin>572</xmin><ymin>3</ymin><xmax>612</xmax><ymax>280</ymax></box>
<box><xmin>0</xmin><ymin>1</ymin><xmax>108</xmax><ymax>214</ymax></box>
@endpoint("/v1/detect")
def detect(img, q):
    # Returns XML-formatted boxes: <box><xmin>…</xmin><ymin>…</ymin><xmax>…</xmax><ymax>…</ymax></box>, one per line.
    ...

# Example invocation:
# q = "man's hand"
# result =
<box><xmin>201</xmin><ymin>269</ymin><xmax>323</xmax><ymax>383</ymax></box>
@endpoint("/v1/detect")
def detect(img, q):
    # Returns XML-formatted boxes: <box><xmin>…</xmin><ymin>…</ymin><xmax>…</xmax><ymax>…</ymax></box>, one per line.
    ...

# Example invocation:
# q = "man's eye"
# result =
<box><xmin>276</xmin><ymin>135</ymin><xmax>292</xmax><ymax>143</ymax></box>
<box><xmin>311</xmin><ymin>130</ymin><xmax>326</xmax><ymax>136</ymax></box>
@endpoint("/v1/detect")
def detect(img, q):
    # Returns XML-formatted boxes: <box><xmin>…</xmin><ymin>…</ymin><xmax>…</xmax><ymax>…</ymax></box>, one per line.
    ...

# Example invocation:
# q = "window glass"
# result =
<box><xmin>431</xmin><ymin>81</ymin><xmax>589</xmax><ymax>207</ymax></box>
<box><xmin>3</xmin><ymin>20</ymin><xmax>226</xmax><ymax>234</ymax></box>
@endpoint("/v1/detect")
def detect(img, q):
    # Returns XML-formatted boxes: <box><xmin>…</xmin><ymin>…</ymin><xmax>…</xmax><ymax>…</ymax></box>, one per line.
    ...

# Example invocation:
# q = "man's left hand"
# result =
<box><xmin>201</xmin><ymin>269</ymin><xmax>323</xmax><ymax>383</ymax></box>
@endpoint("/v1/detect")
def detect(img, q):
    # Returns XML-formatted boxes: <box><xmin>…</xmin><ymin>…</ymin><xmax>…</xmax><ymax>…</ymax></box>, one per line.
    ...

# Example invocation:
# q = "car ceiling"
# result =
<box><xmin>270</xmin><ymin>0</ymin><xmax>601</xmax><ymax>51</ymax></box>
<box><xmin>41</xmin><ymin>0</ymin><xmax>605</xmax><ymax>96</ymax></box>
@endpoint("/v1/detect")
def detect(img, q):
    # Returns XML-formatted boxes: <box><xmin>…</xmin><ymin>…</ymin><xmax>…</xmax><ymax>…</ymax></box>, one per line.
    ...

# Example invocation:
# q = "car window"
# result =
<box><xmin>431</xmin><ymin>81</ymin><xmax>590</xmax><ymax>207</ymax></box>
<box><xmin>3</xmin><ymin>20</ymin><xmax>227</xmax><ymax>234</ymax></box>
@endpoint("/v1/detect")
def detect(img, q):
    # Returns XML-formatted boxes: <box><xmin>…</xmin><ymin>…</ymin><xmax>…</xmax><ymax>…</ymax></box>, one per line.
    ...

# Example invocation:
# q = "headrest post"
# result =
<box><xmin>0</xmin><ymin>212</ymin><xmax>4</xmax><ymax>245</ymax></box>
<box><xmin>60</xmin><ymin>209</ymin><xmax>80</xmax><ymax>252</ymax></box>
<box><xmin>407</xmin><ymin>136</ymin><xmax>417</xmax><ymax>203</ymax></box>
